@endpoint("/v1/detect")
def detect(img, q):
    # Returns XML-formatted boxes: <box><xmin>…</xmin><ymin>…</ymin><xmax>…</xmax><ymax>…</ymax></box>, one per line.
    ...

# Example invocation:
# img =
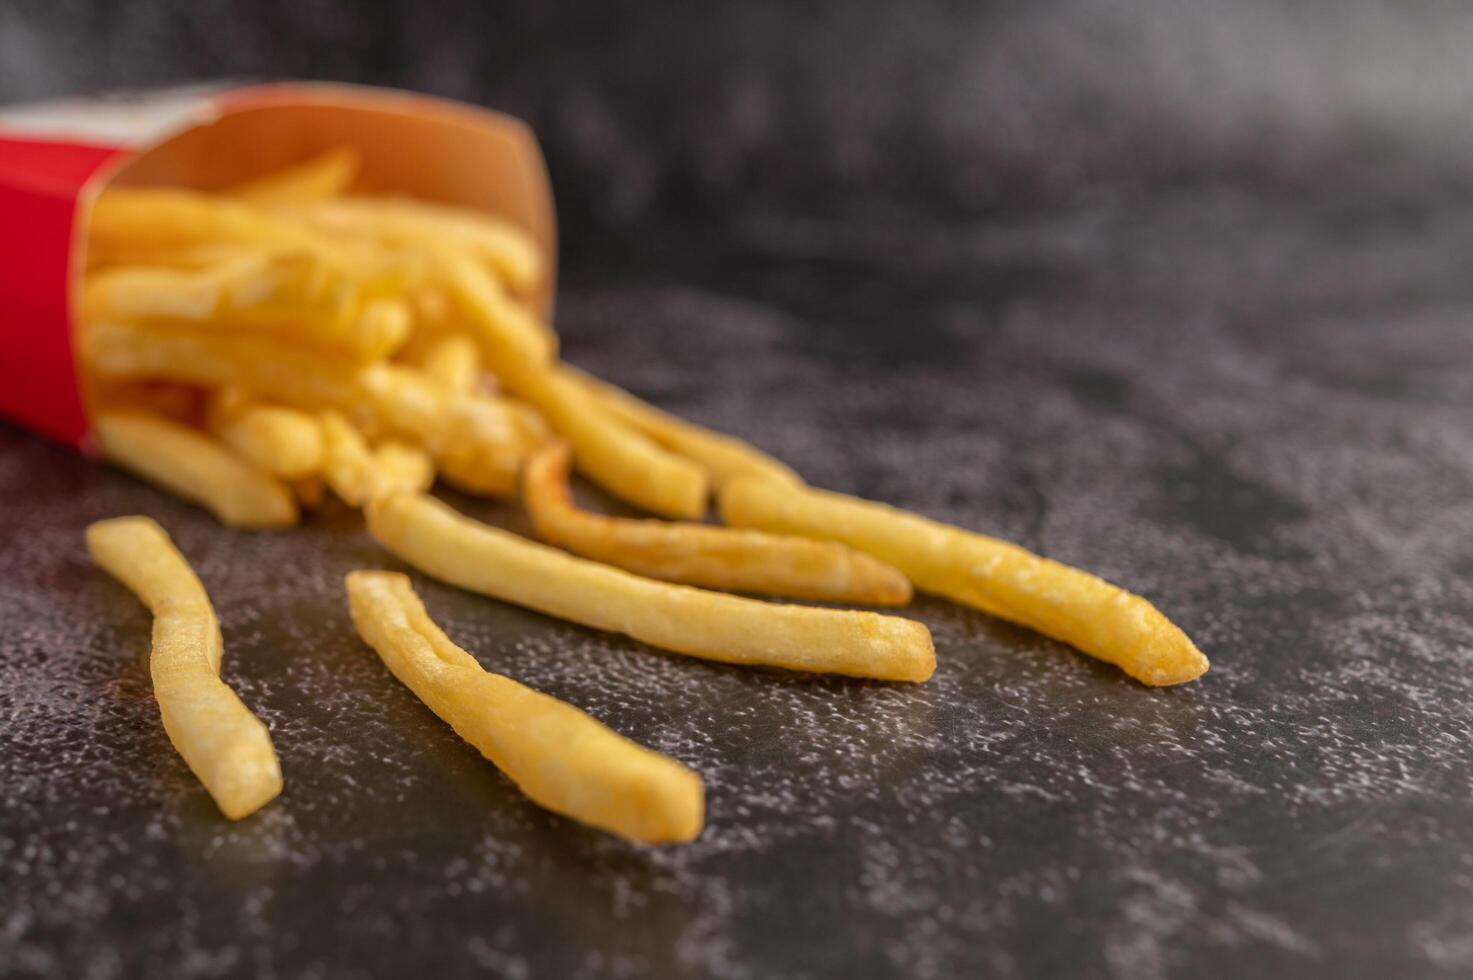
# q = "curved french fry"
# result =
<box><xmin>516</xmin><ymin>370</ymin><xmax>709</xmax><ymax>520</ymax></box>
<box><xmin>719</xmin><ymin>479</ymin><xmax>1209</xmax><ymax>686</ymax></box>
<box><xmin>366</xmin><ymin>492</ymin><xmax>935</xmax><ymax>681</ymax></box>
<box><xmin>522</xmin><ymin>442</ymin><xmax>910</xmax><ymax>604</ymax></box>
<box><xmin>566</xmin><ymin>367</ymin><xmax>801</xmax><ymax>488</ymax></box>
<box><xmin>95</xmin><ymin>411</ymin><xmax>298</xmax><ymax>528</ymax></box>
<box><xmin>207</xmin><ymin>391</ymin><xmax>324</xmax><ymax>480</ymax></box>
<box><xmin>229</xmin><ymin>147</ymin><xmax>361</xmax><ymax>207</ymax></box>
<box><xmin>346</xmin><ymin>571</ymin><xmax>703</xmax><ymax>843</ymax></box>
<box><xmin>86</xmin><ymin>516</ymin><xmax>282</xmax><ymax>819</ymax></box>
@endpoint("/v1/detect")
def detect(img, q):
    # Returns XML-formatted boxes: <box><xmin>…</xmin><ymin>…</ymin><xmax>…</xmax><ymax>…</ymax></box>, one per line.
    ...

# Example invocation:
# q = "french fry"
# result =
<box><xmin>82</xmin><ymin>253</ymin><xmax>411</xmax><ymax>362</ymax></box>
<box><xmin>436</xmin><ymin>248</ymin><xmax>555</xmax><ymax>378</ymax></box>
<box><xmin>566</xmin><ymin>366</ymin><xmax>801</xmax><ymax>488</ymax></box>
<box><xmin>86</xmin><ymin>516</ymin><xmax>282</xmax><ymax>819</ymax></box>
<box><xmin>366</xmin><ymin>492</ymin><xmax>935</xmax><ymax>681</ymax></box>
<box><xmin>85</xmin><ymin>321</ymin><xmax>538</xmax><ymax>494</ymax></box>
<box><xmin>522</xmin><ymin>442</ymin><xmax>910</xmax><ymax>604</ymax></box>
<box><xmin>345</xmin><ymin>571</ymin><xmax>703</xmax><ymax>843</ymax></box>
<box><xmin>95</xmin><ymin>411</ymin><xmax>298</xmax><ymax>528</ymax></box>
<box><xmin>410</xmin><ymin>334</ymin><xmax>479</xmax><ymax>393</ymax></box>
<box><xmin>719</xmin><ymin>479</ymin><xmax>1209</xmax><ymax>686</ymax></box>
<box><xmin>88</xmin><ymin>189</ymin><xmax>338</xmax><ymax>264</ymax></box>
<box><xmin>229</xmin><ymin>147</ymin><xmax>361</xmax><ymax>206</ymax></box>
<box><xmin>516</xmin><ymin>369</ymin><xmax>709</xmax><ymax>520</ymax></box>
<box><xmin>320</xmin><ymin>412</ymin><xmax>435</xmax><ymax>507</ymax></box>
<box><xmin>207</xmin><ymin>390</ymin><xmax>324</xmax><ymax>480</ymax></box>
<box><xmin>295</xmin><ymin>197</ymin><xmax>544</xmax><ymax>294</ymax></box>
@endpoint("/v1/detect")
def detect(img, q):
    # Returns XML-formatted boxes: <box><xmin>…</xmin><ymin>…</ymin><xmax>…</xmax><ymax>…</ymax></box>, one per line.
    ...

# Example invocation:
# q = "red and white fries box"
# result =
<box><xmin>0</xmin><ymin>82</ymin><xmax>556</xmax><ymax>450</ymax></box>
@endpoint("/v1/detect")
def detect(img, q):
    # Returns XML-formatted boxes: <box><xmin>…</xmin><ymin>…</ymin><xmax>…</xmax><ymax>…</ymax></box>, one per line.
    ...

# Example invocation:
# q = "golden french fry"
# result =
<box><xmin>88</xmin><ymin>189</ymin><xmax>337</xmax><ymax>263</ymax></box>
<box><xmin>436</xmin><ymin>248</ymin><xmax>555</xmax><ymax>378</ymax></box>
<box><xmin>82</xmin><ymin>254</ymin><xmax>410</xmax><ymax>363</ymax></box>
<box><xmin>410</xmin><ymin>334</ymin><xmax>479</xmax><ymax>393</ymax></box>
<box><xmin>522</xmin><ymin>442</ymin><xmax>910</xmax><ymax>604</ymax></box>
<box><xmin>566</xmin><ymin>366</ymin><xmax>801</xmax><ymax>488</ymax></box>
<box><xmin>229</xmin><ymin>147</ymin><xmax>361</xmax><ymax>206</ymax></box>
<box><xmin>431</xmin><ymin>394</ymin><xmax>533</xmax><ymax>497</ymax></box>
<box><xmin>84</xmin><ymin>321</ymin><xmax>538</xmax><ymax>494</ymax></box>
<box><xmin>516</xmin><ymin>369</ymin><xmax>709</xmax><ymax>520</ymax></box>
<box><xmin>320</xmin><ymin>412</ymin><xmax>434</xmax><ymax>507</ymax></box>
<box><xmin>95</xmin><ymin>411</ymin><xmax>298</xmax><ymax>528</ymax></box>
<box><xmin>82</xmin><ymin>265</ymin><xmax>224</xmax><ymax>321</ymax></box>
<box><xmin>207</xmin><ymin>391</ymin><xmax>324</xmax><ymax>480</ymax></box>
<box><xmin>295</xmin><ymin>198</ymin><xmax>543</xmax><ymax>294</ymax></box>
<box><xmin>345</xmin><ymin>571</ymin><xmax>703</xmax><ymax>843</ymax></box>
<box><xmin>366</xmin><ymin>493</ymin><xmax>935</xmax><ymax>681</ymax></box>
<box><xmin>86</xmin><ymin>516</ymin><xmax>282</xmax><ymax>819</ymax></box>
<box><xmin>719</xmin><ymin>479</ymin><xmax>1209</xmax><ymax>686</ymax></box>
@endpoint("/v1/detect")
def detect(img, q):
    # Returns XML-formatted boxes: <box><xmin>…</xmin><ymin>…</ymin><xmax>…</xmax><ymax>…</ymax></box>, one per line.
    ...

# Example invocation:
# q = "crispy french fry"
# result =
<box><xmin>85</xmin><ymin>321</ymin><xmax>538</xmax><ymax>494</ymax></box>
<box><xmin>95</xmin><ymin>411</ymin><xmax>298</xmax><ymax>528</ymax></box>
<box><xmin>320</xmin><ymin>412</ymin><xmax>434</xmax><ymax>507</ymax></box>
<box><xmin>719</xmin><ymin>479</ymin><xmax>1209</xmax><ymax>686</ymax></box>
<box><xmin>410</xmin><ymin>334</ymin><xmax>479</xmax><ymax>393</ymax></box>
<box><xmin>566</xmin><ymin>366</ymin><xmax>801</xmax><ymax>488</ymax></box>
<box><xmin>516</xmin><ymin>369</ymin><xmax>709</xmax><ymax>520</ymax></box>
<box><xmin>229</xmin><ymin>147</ymin><xmax>361</xmax><ymax>206</ymax></box>
<box><xmin>366</xmin><ymin>493</ymin><xmax>935</xmax><ymax>681</ymax></box>
<box><xmin>86</xmin><ymin>516</ymin><xmax>282</xmax><ymax>819</ymax></box>
<box><xmin>345</xmin><ymin>571</ymin><xmax>703</xmax><ymax>843</ymax></box>
<box><xmin>295</xmin><ymin>198</ymin><xmax>543</xmax><ymax>294</ymax></box>
<box><xmin>207</xmin><ymin>390</ymin><xmax>324</xmax><ymax>480</ymax></box>
<box><xmin>522</xmin><ymin>442</ymin><xmax>910</xmax><ymax>604</ymax></box>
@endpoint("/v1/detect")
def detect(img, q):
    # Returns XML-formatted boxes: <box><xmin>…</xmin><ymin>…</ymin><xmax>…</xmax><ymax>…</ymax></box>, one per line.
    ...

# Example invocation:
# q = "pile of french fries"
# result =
<box><xmin>81</xmin><ymin>150</ymin><xmax>1208</xmax><ymax>839</ymax></box>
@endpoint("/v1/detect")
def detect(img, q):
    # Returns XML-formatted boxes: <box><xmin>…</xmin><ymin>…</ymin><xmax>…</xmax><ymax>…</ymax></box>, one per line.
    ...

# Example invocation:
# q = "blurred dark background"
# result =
<box><xmin>6</xmin><ymin>0</ymin><xmax>1473</xmax><ymax>254</ymax></box>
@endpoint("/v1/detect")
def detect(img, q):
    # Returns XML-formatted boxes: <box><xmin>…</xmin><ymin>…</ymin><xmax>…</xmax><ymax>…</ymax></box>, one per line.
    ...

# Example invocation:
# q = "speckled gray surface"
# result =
<box><xmin>4</xmin><ymin>187</ymin><xmax>1473</xmax><ymax>978</ymax></box>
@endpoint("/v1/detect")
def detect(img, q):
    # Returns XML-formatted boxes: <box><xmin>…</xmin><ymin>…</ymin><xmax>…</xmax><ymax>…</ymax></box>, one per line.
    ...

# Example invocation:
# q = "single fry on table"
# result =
<box><xmin>86</xmin><ymin>516</ymin><xmax>282</xmax><ymax>819</ymax></box>
<box><xmin>346</xmin><ymin>571</ymin><xmax>703</xmax><ymax>843</ymax></box>
<box><xmin>719</xmin><ymin>478</ymin><xmax>1209</xmax><ymax>686</ymax></box>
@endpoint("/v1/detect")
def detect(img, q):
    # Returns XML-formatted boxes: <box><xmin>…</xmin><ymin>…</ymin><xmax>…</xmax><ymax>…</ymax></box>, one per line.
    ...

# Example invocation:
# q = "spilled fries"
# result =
<box><xmin>367</xmin><ymin>492</ymin><xmax>936</xmax><ymax>682</ymax></box>
<box><xmin>522</xmin><ymin>442</ymin><xmax>909</xmax><ymax>604</ymax></box>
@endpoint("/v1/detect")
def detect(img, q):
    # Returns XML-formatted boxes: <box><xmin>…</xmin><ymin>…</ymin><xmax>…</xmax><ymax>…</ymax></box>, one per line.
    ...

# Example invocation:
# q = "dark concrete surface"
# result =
<box><xmin>4</xmin><ymin>187</ymin><xmax>1473</xmax><ymax>978</ymax></box>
